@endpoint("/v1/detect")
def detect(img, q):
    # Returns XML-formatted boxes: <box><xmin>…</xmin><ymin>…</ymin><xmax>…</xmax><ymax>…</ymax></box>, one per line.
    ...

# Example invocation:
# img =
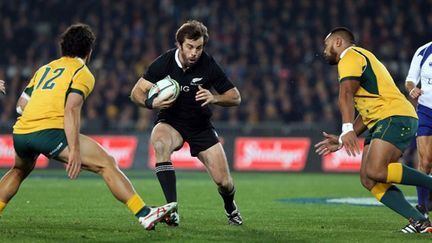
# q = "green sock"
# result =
<box><xmin>388</xmin><ymin>163</ymin><xmax>432</xmax><ymax>189</ymax></box>
<box><xmin>135</xmin><ymin>206</ymin><xmax>151</xmax><ymax>218</ymax></box>
<box><xmin>379</xmin><ymin>185</ymin><xmax>426</xmax><ymax>221</ymax></box>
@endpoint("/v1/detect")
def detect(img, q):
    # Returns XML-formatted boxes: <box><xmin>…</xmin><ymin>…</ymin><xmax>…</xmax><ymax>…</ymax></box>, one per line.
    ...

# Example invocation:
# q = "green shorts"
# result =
<box><xmin>13</xmin><ymin>129</ymin><xmax>68</xmax><ymax>161</ymax></box>
<box><xmin>364</xmin><ymin>116</ymin><xmax>418</xmax><ymax>152</ymax></box>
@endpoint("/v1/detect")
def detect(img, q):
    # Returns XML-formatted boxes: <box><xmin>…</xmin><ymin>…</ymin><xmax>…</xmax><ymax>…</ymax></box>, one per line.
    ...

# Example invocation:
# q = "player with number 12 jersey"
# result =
<box><xmin>13</xmin><ymin>57</ymin><xmax>94</xmax><ymax>134</ymax></box>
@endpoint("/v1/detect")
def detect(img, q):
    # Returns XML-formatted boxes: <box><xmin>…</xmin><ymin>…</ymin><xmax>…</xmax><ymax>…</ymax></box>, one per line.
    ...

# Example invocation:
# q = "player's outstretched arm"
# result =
<box><xmin>314</xmin><ymin>132</ymin><xmax>341</xmax><ymax>155</ymax></box>
<box><xmin>64</xmin><ymin>93</ymin><xmax>84</xmax><ymax>179</ymax></box>
<box><xmin>338</xmin><ymin>80</ymin><xmax>361</xmax><ymax>156</ymax></box>
<box><xmin>196</xmin><ymin>86</ymin><xmax>241</xmax><ymax>107</ymax></box>
<box><xmin>130</xmin><ymin>77</ymin><xmax>176</xmax><ymax>110</ymax></box>
<box><xmin>405</xmin><ymin>80</ymin><xmax>423</xmax><ymax>99</ymax></box>
<box><xmin>16</xmin><ymin>93</ymin><xmax>29</xmax><ymax>115</ymax></box>
<box><xmin>130</xmin><ymin>77</ymin><xmax>153</xmax><ymax>107</ymax></box>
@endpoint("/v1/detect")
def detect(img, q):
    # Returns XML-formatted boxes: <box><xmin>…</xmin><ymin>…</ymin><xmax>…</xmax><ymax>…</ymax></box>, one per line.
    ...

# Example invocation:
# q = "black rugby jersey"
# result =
<box><xmin>143</xmin><ymin>48</ymin><xmax>235</xmax><ymax>125</ymax></box>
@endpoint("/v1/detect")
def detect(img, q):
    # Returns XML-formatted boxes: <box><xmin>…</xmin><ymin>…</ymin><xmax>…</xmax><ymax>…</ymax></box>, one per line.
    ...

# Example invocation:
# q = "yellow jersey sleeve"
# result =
<box><xmin>338</xmin><ymin>50</ymin><xmax>366</xmax><ymax>82</ymax></box>
<box><xmin>23</xmin><ymin>67</ymin><xmax>43</xmax><ymax>97</ymax></box>
<box><xmin>70</xmin><ymin>67</ymin><xmax>95</xmax><ymax>99</ymax></box>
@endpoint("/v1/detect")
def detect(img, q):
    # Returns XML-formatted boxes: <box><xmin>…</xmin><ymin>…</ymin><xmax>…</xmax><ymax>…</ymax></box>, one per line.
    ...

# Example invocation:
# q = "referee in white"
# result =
<box><xmin>406</xmin><ymin>42</ymin><xmax>432</xmax><ymax>218</ymax></box>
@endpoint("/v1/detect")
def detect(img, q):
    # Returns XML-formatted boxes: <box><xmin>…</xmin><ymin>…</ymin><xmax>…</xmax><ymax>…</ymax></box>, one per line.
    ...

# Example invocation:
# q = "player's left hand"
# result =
<box><xmin>195</xmin><ymin>85</ymin><xmax>214</xmax><ymax>106</ymax></box>
<box><xmin>314</xmin><ymin>132</ymin><xmax>341</xmax><ymax>155</ymax></box>
<box><xmin>66</xmin><ymin>150</ymin><xmax>81</xmax><ymax>179</ymax></box>
<box><xmin>339</xmin><ymin>131</ymin><xmax>361</xmax><ymax>156</ymax></box>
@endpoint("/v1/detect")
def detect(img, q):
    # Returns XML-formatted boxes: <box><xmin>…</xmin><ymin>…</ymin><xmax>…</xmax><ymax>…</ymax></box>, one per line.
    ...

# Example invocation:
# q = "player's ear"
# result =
<box><xmin>175</xmin><ymin>42</ymin><xmax>180</xmax><ymax>49</ymax></box>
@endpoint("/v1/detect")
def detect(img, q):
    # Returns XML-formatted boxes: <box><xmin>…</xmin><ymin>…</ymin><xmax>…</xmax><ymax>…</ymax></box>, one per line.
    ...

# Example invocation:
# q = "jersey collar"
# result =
<box><xmin>75</xmin><ymin>57</ymin><xmax>85</xmax><ymax>65</ymax></box>
<box><xmin>340</xmin><ymin>46</ymin><xmax>353</xmax><ymax>59</ymax></box>
<box><xmin>175</xmin><ymin>49</ymin><xmax>183</xmax><ymax>68</ymax></box>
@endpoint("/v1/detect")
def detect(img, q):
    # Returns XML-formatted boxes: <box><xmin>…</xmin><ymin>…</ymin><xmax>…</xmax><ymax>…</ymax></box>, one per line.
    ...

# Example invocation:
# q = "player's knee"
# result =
<box><xmin>152</xmin><ymin>140</ymin><xmax>172</xmax><ymax>155</ymax></box>
<box><xmin>365</xmin><ymin>167</ymin><xmax>387</xmax><ymax>182</ymax></box>
<box><xmin>360</xmin><ymin>175</ymin><xmax>375</xmax><ymax>190</ymax></box>
<box><xmin>10</xmin><ymin>167</ymin><xmax>28</xmax><ymax>178</ymax></box>
<box><xmin>96</xmin><ymin>155</ymin><xmax>118</xmax><ymax>172</ymax></box>
<box><xmin>420</xmin><ymin>152</ymin><xmax>432</xmax><ymax>167</ymax></box>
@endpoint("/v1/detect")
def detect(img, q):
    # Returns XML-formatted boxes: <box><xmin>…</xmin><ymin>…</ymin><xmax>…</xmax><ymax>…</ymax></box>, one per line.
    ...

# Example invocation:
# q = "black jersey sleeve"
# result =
<box><xmin>143</xmin><ymin>53</ymin><xmax>169</xmax><ymax>83</ymax></box>
<box><xmin>210</xmin><ymin>57</ymin><xmax>235</xmax><ymax>94</ymax></box>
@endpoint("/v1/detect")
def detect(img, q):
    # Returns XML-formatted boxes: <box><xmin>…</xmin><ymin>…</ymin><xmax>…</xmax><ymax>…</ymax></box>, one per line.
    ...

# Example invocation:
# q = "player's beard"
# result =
<box><xmin>324</xmin><ymin>48</ymin><xmax>338</xmax><ymax>65</ymax></box>
<box><xmin>179</xmin><ymin>48</ymin><xmax>198</xmax><ymax>68</ymax></box>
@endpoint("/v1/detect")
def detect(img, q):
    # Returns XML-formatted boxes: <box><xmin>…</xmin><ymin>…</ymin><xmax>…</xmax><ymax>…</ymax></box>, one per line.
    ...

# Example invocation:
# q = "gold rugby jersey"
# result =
<box><xmin>13</xmin><ymin>57</ymin><xmax>94</xmax><ymax>134</ymax></box>
<box><xmin>338</xmin><ymin>47</ymin><xmax>417</xmax><ymax>128</ymax></box>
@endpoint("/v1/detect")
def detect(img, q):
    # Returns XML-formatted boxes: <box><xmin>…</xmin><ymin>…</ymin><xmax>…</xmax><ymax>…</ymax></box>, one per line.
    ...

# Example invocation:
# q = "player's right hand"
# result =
<box><xmin>339</xmin><ymin>131</ymin><xmax>361</xmax><ymax>156</ymax></box>
<box><xmin>409</xmin><ymin>87</ymin><xmax>423</xmax><ymax>99</ymax></box>
<box><xmin>0</xmin><ymin>80</ymin><xmax>6</xmax><ymax>94</ymax></box>
<box><xmin>314</xmin><ymin>132</ymin><xmax>341</xmax><ymax>155</ymax></box>
<box><xmin>66</xmin><ymin>150</ymin><xmax>81</xmax><ymax>179</ymax></box>
<box><xmin>152</xmin><ymin>96</ymin><xmax>177</xmax><ymax>109</ymax></box>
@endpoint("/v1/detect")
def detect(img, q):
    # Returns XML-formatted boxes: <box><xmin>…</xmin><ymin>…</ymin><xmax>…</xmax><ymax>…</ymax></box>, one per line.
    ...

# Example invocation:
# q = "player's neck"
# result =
<box><xmin>175</xmin><ymin>49</ymin><xmax>189</xmax><ymax>71</ymax></box>
<box><xmin>339</xmin><ymin>45</ymin><xmax>355</xmax><ymax>60</ymax></box>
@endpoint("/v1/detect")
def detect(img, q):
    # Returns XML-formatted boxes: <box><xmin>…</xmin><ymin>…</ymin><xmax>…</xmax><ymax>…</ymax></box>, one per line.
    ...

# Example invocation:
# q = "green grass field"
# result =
<box><xmin>0</xmin><ymin>169</ymin><xmax>430</xmax><ymax>242</ymax></box>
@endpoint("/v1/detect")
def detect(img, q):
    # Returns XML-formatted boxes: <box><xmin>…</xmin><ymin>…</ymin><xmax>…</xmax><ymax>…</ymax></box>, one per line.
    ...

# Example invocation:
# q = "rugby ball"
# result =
<box><xmin>148</xmin><ymin>76</ymin><xmax>180</xmax><ymax>101</ymax></box>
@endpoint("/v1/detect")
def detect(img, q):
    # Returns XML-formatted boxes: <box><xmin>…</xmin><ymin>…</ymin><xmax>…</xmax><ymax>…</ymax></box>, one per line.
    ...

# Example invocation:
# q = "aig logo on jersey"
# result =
<box><xmin>180</xmin><ymin>77</ymin><xmax>205</xmax><ymax>92</ymax></box>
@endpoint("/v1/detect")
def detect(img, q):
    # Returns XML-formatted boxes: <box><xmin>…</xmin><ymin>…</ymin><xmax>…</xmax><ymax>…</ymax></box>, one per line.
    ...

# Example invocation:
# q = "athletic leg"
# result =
<box><xmin>198</xmin><ymin>143</ymin><xmax>242</xmax><ymax>225</ymax></box>
<box><xmin>365</xmin><ymin>139</ymin><xmax>427</xmax><ymax>221</ymax></box>
<box><xmin>150</xmin><ymin>122</ymin><xmax>183</xmax><ymax>203</ymax></box>
<box><xmin>0</xmin><ymin>155</ymin><xmax>36</xmax><ymax>215</ymax></box>
<box><xmin>55</xmin><ymin>134</ymin><xmax>176</xmax><ymax>229</ymax></box>
<box><xmin>416</xmin><ymin>136</ymin><xmax>432</xmax><ymax>211</ymax></box>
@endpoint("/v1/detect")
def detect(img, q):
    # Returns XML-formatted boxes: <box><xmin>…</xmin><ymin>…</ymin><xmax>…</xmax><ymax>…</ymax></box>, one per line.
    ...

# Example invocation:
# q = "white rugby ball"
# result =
<box><xmin>148</xmin><ymin>76</ymin><xmax>180</xmax><ymax>101</ymax></box>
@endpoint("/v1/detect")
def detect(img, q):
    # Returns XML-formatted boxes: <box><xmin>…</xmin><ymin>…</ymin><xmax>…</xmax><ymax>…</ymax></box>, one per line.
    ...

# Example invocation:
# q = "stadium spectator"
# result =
<box><xmin>1</xmin><ymin>0</ymin><xmax>431</xmax><ymax>131</ymax></box>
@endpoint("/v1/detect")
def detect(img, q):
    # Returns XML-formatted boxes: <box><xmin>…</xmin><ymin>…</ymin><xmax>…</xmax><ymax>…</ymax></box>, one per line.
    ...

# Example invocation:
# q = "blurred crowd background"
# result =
<box><xmin>0</xmin><ymin>0</ymin><xmax>430</xmax><ymax>133</ymax></box>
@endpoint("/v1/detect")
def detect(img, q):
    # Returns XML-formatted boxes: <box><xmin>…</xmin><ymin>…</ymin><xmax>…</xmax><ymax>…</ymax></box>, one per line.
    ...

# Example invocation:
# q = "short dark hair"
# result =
<box><xmin>175</xmin><ymin>20</ymin><xmax>209</xmax><ymax>46</ymax></box>
<box><xmin>60</xmin><ymin>23</ymin><xmax>95</xmax><ymax>58</ymax></box>
<box><xmin>328</xmin><ymin>27</ymin><xmax>356</xmax><ymax>44</ymax></box>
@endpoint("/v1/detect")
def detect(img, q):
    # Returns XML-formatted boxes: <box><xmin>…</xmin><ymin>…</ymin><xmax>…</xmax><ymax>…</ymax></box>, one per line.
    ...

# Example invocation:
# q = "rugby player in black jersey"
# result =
<box><xmin>131</xmin><ymin>20</ymin><xmax>242</xmax><ymax>226</ymax></box>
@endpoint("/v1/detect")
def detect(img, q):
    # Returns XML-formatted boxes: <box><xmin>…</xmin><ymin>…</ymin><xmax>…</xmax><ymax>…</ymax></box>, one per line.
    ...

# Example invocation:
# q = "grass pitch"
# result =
<box><xmin>0</xmin><ymin>170</ymin><xmax>430</xmax><ymax>242</ymax></box>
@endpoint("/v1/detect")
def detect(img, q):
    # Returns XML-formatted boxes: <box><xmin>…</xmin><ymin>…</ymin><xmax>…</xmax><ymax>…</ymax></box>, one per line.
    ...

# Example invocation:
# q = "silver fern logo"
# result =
<box><xmin>190</xmin><ymin>77</ymin><xmax>203</xmax><ymax>85</ymax></box>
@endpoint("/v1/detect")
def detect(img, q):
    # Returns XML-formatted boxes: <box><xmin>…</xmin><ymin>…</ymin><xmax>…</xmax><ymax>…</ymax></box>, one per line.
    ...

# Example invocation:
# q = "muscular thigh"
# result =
<box><xmin>417</xmin><ymin>136</ymin><xmax>432</xmax><ymax>158</ymax></box>
<box><xmin>56</xmin><ymin>134</ymin><xmax>115</xmax><ymax>171</ymax></box>
<box><xmin>150</xmin><ymin>122</ymin><xmax>183</xmax><ymax>151</ymax></box>
<box><xmin>198</xmin><ymin>143</ymin><xmax>230</xmax><ymax>180</ymax></box>
<box><xmin>364</xmin><ymin>139</ymin><xmax>403</xmax><ymax>171</ymax></box>
<box><xmin>416</xmin><ymin>135</ymin><xmax>432</xmax><ymax>172</ymax></box>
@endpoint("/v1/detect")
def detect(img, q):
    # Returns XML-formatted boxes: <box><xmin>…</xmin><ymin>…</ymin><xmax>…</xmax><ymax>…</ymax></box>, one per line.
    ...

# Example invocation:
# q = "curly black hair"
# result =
<box><xmin>60</xmin><ymin>23</ymin><xmax>95</xmax><ymax>58</ymax></box>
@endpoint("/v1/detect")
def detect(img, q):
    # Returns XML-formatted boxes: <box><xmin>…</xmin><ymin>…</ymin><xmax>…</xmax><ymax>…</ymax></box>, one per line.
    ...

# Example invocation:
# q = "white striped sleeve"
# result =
<box><xmin>406</xmin><ymin>46</ymin><xmax>426</xmax><ymax>85</ymax></box>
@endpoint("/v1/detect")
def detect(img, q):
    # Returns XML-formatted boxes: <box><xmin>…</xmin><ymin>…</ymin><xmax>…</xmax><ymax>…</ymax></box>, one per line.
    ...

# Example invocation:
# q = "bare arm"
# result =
<box><xmin>130</xmin><ymin>77</ymin><xmax>154</xmax><ymax>108</ymax></box>
<box><xmin>338</xmin><ymin>80</ymin><xmax>359</xmax><ymax>123</ymax></box>
<box><xmin>315</xmin><ymin>85</ymin><xmax>364</xmax><ymax>156</ymax></box>
<box><xmin>16</xmin><ymin>92</ymin><xmax>30</xmax><ymax>115</ymax></box>
<box><xmin>353</xmin><ymin>114</ymin><xmax>367</xmax><ymax>136</ymax></box>
<box><xmin>130</xmin><ymin>77</ymin><xmax>176</xmax><ymax>109</ymax></box>
<box><xmin>405</xmin><ymin>80</ymin><xmax>423</xmax><ymax>99</ymax></box>
<box><xmin>64</xmin><ymin>93</ymin><xmax>83</xmax><ymax>179</ymax></box>
<box><xmin>196</xmin><ymin>86</ymin><xmax>241</xmax><ymax>107</ymax></box>
<box><xmin>338</xmin><ymin>80</ymin><xmax>361</xmax><ymax>156</ymax></box>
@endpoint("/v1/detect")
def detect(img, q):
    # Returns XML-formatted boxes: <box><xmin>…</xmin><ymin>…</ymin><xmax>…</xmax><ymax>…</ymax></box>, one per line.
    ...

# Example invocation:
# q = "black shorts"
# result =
<box><xmin>155</xmin><ymin>118</ymin><xmax>219</xmax><ymax>157</ymax></box>
<box><xmin>13</xmin><ymin>129</ymin><xmax>68</xmax><ymax>161</ymax></box>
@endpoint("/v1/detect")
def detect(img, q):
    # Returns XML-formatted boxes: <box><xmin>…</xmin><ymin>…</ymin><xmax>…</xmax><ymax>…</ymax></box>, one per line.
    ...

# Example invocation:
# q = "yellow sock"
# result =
<box><xmin>0</xmin><ymin>201</ymin><xmax>6</xmax><ymax>215</ymax></box>
<box><xmin>371</xmin><ymin>183</ymin><xmax>391</xmax><ymax>201</ymax></box>
<box><xmin>386</xmin><ymin>163</ymin><xmax>403</xmax><ymax>183</ymax></box>
<box><xmin>126</xmin><ymin>193</ymin><xmax>146</xmax><ymax>215</ymax></box>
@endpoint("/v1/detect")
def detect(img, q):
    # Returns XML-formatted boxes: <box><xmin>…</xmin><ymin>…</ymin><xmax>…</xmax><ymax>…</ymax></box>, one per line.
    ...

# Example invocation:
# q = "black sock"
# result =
<box><xmin>218</xmin><ymin>187</ymin><xmax>236</xmax><ymax>214</ymax></box>
<box><xmin>155</xmin><ymin>161</ymin><xmax>177</xmax><ymax>203</ymax></box>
